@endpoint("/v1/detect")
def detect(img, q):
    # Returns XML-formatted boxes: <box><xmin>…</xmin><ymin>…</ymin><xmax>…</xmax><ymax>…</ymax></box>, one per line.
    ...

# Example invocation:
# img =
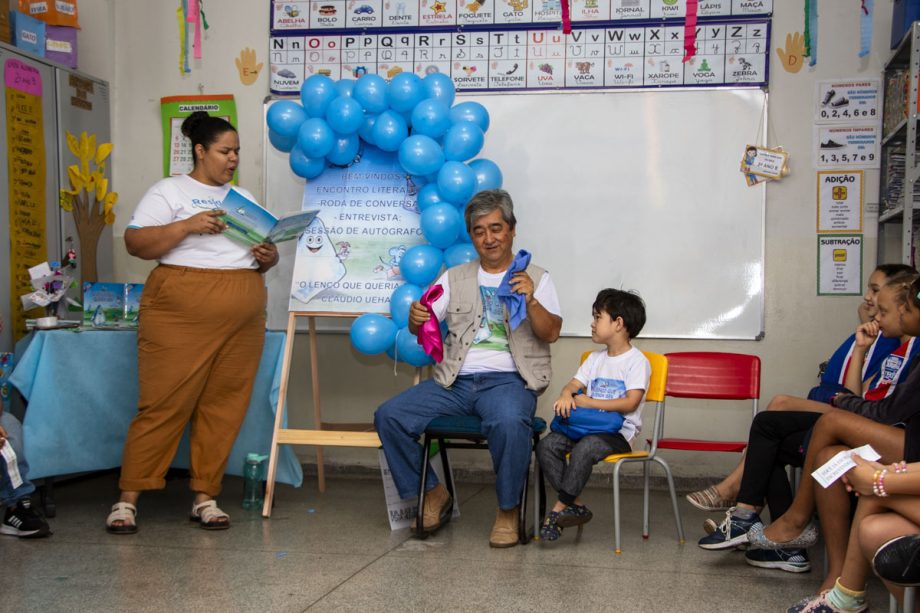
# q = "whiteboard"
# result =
<box><xmin>263</xmin><ymin>88</ymin><xmax>766</xmax><ymax>338</ymax></box>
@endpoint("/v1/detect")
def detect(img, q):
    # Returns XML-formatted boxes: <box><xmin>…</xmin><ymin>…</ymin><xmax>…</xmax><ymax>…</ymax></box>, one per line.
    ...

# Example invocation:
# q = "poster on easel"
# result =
<box><xmin>289</xmin><ymin>148</ymin><xmax>425</xmax><ymax>313</ymax></box>
<box><xmin>160</xmin><ymin>94</ymin><xmax>238</xmax><ymax>180</ymax></box>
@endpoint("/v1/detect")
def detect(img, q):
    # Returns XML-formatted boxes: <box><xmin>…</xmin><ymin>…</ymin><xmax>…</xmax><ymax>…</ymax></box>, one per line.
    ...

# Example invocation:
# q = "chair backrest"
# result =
<box><xmin>663</xmin><ymin>352</ymin><xmax>760</xmax><ymax>401</ymax></box>
<box><xmin>579</xmin><ymin>350</ymin><xmax>667</xmax><ymax>403</ymax></box>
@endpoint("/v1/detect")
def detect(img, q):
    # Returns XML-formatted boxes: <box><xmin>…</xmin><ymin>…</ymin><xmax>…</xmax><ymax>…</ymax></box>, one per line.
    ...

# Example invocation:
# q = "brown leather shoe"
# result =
<box><xmin>489</xmin><ymin>507</ymin><xmax>520</xmax><ymax>548</ymax></box>
<box><xmin>414</xmin><ymin>483</ymin><xmax>453</xmax><ymax>534</ymax></box>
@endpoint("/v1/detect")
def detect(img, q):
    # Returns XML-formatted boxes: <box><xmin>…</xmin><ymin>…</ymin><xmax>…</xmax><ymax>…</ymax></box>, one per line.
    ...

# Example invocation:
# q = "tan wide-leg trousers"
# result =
<box><xmin>119</xmin><ymin>264</ymin><xmax>266</xmax><ymax>496</ymax></box>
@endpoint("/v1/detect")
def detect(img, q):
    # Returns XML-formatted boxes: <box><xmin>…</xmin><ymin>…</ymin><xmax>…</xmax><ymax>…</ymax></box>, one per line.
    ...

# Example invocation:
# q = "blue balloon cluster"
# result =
<box><xmin>267</xmin><ymin>73</ymin><xmax>504</xmax><ymax>364</ymax></box>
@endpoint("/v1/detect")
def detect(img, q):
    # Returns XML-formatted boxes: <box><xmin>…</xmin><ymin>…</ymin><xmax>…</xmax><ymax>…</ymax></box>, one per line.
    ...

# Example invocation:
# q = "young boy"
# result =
<box><xmin>536</xmin><ymin>289</ymin><xmax>651</xmax><ymax>541</ymax></box>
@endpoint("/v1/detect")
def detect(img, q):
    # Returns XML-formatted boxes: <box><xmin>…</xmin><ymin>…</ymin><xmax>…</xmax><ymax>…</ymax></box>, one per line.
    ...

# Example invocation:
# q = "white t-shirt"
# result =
<box><xmin>573</xmin><ymin>347</ymin><xmax>651</xmax><ymax>442</ymax></box>
<box><xmin>430</xmin><ymin>265</ymin><xmax>561</xmax><ymax>374</ymax></box>
<box><xmin>127</xmin><ymin>175</ymin><xmax>257</xmax><ymax>269</ymax></box>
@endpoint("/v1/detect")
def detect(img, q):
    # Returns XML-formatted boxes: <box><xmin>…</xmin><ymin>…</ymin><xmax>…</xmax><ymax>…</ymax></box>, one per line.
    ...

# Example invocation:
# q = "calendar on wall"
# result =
<box><xmin>269</xmin><ymin>19</ymin><xmax>770</xmax><ymax>93</ymax></box>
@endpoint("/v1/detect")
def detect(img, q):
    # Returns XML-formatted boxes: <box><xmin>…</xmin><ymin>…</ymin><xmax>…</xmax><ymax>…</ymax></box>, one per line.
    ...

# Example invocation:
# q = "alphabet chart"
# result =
<box><xmin>269</xmin><ymin>19</ymin><xmax>770</xmax><ymax>93</ymax></box>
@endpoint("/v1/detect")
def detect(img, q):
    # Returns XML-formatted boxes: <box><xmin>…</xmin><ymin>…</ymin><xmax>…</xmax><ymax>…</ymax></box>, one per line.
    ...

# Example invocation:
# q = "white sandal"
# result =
<box><xmin>190</xmin><ymin>500</ymin><xmax>230</xmax><ymax>530</ymax></box>
<box><xmin>106</xmin><ymin>502</ymin><xmax>138</xmax><ymax>535</ymax></box>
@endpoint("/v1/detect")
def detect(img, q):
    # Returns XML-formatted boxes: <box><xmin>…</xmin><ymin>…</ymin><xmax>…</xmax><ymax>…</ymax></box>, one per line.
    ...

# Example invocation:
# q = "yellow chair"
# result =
<box><xmin>595</xmin><ymin>350</ymin><xmax>684</xmax><ymax>553</ymax></box>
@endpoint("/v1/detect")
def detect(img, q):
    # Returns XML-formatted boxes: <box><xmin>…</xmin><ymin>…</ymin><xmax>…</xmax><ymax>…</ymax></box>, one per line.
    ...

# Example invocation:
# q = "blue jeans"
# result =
<box><xmin>374</xmin><ymin>372</ymin><xmax>537</xmax><ymax>510</ymax></box>
<box><xmin>1</xmin><ymin>413</ymin><xmax>36</xmax><ymax>506</ymax></box>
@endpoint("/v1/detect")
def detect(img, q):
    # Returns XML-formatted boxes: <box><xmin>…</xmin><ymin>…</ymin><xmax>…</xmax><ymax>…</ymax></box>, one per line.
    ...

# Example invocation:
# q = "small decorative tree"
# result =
<box><xmin>59</xmin><ymin>131</ymin><xmax>117</xmax><ymax>283</ymax></box>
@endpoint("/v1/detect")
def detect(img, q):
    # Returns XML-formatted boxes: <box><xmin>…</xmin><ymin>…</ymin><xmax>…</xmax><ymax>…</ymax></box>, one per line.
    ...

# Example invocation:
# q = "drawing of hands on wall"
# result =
<box><xmin>776</xmin><ymin>32</ymin><xmax>805</xmax><ymax>74</ymax></box>
<box><xmin>235</xmin><ymin>47</ymin><xmax>264</xmax><ymax>85</ymax></box>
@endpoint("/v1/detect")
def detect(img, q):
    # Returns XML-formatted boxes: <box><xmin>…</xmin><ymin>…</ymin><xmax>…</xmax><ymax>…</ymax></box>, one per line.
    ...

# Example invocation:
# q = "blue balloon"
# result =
<box><xmin>372</xmin><ymin>111</ymin><xmax>409</xmax><ymax>152</ymax></box>
<box><xmin>298</xmin><ymin>118</ymin><xmax>335</xmax><ymax>158</ymax></box>
<box><xmin>267</xmin><ymin>100</ymin><xmax>307</xmax><ymax>138</ymax></box>
<box><xmin>444</xmin><ymin>243</ymin><xmax>479</xmax><ymax>268</ymax></box>
<box><xmin>268</xmin><ymin>128</ymin><xmax>297</xmax><ymax>153</ymax></box>
<box><xmin>423</xmin><ymin>73</ymin><xmax>456</xmax><ymax>107</ymax></box>
<box><xmin>443</xmin><ymin>122</ymin><xmax>485</xmax><ymax>161</ymax></box>
<box><xmin>391</xmin><ymin>327</ymin><xmax>435</xmax><ymax>367</ymax></box>
<box><xmin>469</xmin><ymin>158</ymin><xmax>503</xmax><ymax>193</ymax></box>
<box><xmin>417</xmin><ymin>184</ymin><xmax>445</xmax><ymax>211</ymax></box>
<box><xmin>325</xmin><ymin>97</ymin><xmax>365</xmax><ymax>135</ymax></box>
<box><xmin>359</xmin><ymin>114</ymin><xmax>378</xmax><ymax>145</ymax></box>
<box><xmin>400</xmin><ymin>244</ymin><xmax>444</xmax><ymax>287</ymax></box>
<box><xmin>389</xmin><ymin>283</ymin><xmax>424</xmax><ymax>328</ymax></box>
<box><xmin>350</xmin><ymin>313</ymin><xmax>397</xmax><ymax>355</ymax></box>
<box><xmin>421</xmin><ymin>204</ymin><xmax>462</xmax><ymax>249</ymax></box>
<box><xmin>456</xmin><ymin>219</ymin><xmax>473</xmax><ymax>243</ymax></box>
<box><xmin>398</xmin><ymin>135</ymin><xmax>445</xmax><ymax>177</ymax></box>
<box><xmin>289</xmin><ymin>145</ymin><xmax>326</xmax><ymax>179</ymax></box>
<box><xmin>409</xmin><ymin>174</ymin><xmax>429</xmax><ymax>187</ymax></box>
<box><xmin>335</xmin><ymin>79</ymin><xmax>356</xmax><ymax>98</ymax></box>
<box><xmin>411</xmin><ymin>98</ymin><xmax>452</xmax><ymax>138</ymax></box>
<box><xmin>301</xmin><ymin>75</ymin><xmax>339</xmax><ymax>118</ymax></box>
<box><xmin>327</xmin><ymin>133</ymin><xmax>361</xmax><ymax>166</ymax></box>
<box><xmin>388</xmin><ymin>72</ymin><xmax>425</xmax><ymax>113</ymax></box>
<box><xmin>437</xmin><ymin>161</ymin><xmax>477</xmax><ymax>207</ymax></box>
<box><xmin>353</xmin><ymin>74</ymin><xmax>388</xmax><ymax>113</ymax></box>
<box><xmin>449</xmin><ymin>101</ymin><xmax>490</xmax><ymax>133</ymax></box>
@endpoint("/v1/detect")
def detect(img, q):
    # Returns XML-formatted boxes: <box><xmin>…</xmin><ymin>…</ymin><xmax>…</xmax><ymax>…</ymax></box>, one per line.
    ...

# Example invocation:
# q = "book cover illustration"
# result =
<box><xmin>124</xmin><ymin>284</ymin><xmax>144</xmax><ymax>326</ymax></box>
<box><xmin>82</xmin><ymin>282</ymin><xmax>125</xmax><ymax>327</ymax></box>
<box><xmin>220</xmin><ymin>188</ymin><xmax>319</xmax><ymax>245</ymax></box>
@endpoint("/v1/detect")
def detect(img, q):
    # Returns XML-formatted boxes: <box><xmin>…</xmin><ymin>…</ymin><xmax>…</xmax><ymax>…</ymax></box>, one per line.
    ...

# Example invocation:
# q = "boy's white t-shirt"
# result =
<box><xmin>573</xmin><ymin>347</ymin><xmax>651</xmax><ymax>442</ymax></box>
<box><xmin>429</xmin><ymin>266</ymin><xmax>561</xmax><ymax>374</ymax></box>
<box><xmin>127</xmin><ymin>175</ymin><xmax>257</xmax><ymax>270</ymax></box>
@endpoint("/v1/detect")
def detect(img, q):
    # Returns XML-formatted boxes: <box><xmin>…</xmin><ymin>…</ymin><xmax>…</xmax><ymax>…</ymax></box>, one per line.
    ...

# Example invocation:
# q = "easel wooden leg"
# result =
<box><xmin>309</xmin><ymin>316</ymin><xmax>326</xmax><ymax>493</ymax></box>
<box><xmin>262</xmin><ymin>312</ymin><xmax>298</xmax><ymax>518</ymax></box>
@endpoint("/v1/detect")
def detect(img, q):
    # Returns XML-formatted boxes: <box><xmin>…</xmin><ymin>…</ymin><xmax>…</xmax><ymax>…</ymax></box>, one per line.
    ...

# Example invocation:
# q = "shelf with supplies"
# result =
<box><xmin>879</xmin><ymin>21</ymin><xmax>920</xmax><ymax>266</ymax></box>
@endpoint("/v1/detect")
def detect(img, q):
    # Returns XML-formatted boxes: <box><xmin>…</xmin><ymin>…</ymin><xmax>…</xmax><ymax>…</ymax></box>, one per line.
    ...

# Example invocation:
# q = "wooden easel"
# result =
<box><xmin>262</xmin><ymin>310</ymin><xmax>420</xmax><ymax>517</ymax></box>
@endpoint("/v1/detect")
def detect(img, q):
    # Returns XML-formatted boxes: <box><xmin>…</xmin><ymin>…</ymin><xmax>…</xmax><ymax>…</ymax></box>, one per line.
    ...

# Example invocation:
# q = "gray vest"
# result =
<box><xmin>433</xmin><ymin>260</ymin><xmax>553</xmax><ymax>394</ymax></box>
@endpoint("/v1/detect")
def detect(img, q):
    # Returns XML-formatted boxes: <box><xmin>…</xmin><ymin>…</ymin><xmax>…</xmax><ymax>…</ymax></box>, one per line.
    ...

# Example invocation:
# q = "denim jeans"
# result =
<box><xmin>1</xmin><ymin>413</ymin><xmax>36</xmax><ymax>506</ymax></box>
<box><xmin>537</xmin><ymin>431</ymin><xmax>630</xmax><ymax>503</ymax></box>
<box><xmin>374</xmin><ymin>372</ymin><xmax>537</xmax><ymax>510</ymax></box>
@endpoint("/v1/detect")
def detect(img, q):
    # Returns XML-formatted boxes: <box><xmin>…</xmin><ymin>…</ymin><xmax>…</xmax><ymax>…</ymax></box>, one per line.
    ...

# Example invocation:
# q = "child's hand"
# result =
<box><xmin>554</xmin><ymin>394</ymin><xmax>575</xmax><ymax>418</ymax></box>
<box><xmin>855</xmin><ymin>321</ymin><xmax>880</xmax><ymax>349</ymax></box>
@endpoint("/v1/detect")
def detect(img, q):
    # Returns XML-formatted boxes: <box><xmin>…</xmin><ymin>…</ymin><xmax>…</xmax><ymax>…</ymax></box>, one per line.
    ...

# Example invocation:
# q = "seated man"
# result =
<box><xmin>375</xmin><ymin>189</ymin><xmax>562</xmax><ymax>548</ymax></box>
<box><xmin>1</xmin><ymin>412</ymin><xmax>51</xmax><ymax>538</ymax></box>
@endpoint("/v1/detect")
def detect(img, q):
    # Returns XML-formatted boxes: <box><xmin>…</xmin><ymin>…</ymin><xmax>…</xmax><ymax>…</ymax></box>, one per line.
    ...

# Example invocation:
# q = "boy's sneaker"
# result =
<box><xmin>697</xmin><ymin>507</ymin><xmax>762</xmax><ymax>550</ymax></box>
<box><xmin>786</xmin><ymin>590</ymin><xmax>866</xmax><ymax>613</ymax></box>
<box><xmin>539</xmin><ymin>511</ymin><xmax>563</xmax><ymax>541</ymax></box>
<box><xmin>745</xmin><ymin>547</ymin><xmax>811</xmax><ymax>573</ymax></box>
<box><xmin>1</xmin><ymin>498</ymin><xmax>51</xmax><ymax>538</ymax></box>
<box><xmin>556</xmin><ymin>504</ymin><xmax>593</xmax><ymax>528</ymax></box>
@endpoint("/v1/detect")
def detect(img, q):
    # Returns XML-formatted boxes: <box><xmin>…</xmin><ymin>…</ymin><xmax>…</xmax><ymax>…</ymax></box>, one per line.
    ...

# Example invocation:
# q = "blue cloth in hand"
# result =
<box><xmin>497</xmin><ymin>249</ymin><xmax>532</xmax><ymax>330</ymax></box>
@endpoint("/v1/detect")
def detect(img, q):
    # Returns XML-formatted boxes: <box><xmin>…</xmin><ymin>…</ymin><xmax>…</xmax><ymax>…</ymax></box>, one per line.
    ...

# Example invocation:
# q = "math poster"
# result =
<box><xmin>289</xmin><ymin>148</ymin><xmax>426</xmax><ymax>313</ymax></box>
<box><xmin>817</xmin><ymin>171</ymin><xmax>863</xmax><ymax>233</ymax></box>
<box><xmin>817</xmin><ymin>234</ymin><xmax>862</xmax><ymax>296</ymax></box>
<box><xmin>5</xmin><ymin>58</ymin><xmax>47</xmax><ymax>339</ymax></box>
<box><xmin>160</xmin><ymin>95</ymin><xmax>238</xmax><ymax>180</ymax></box>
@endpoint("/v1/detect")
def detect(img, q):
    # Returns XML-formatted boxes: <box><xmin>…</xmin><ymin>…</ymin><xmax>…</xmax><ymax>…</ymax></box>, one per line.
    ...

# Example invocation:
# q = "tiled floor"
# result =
<box><xmin>0</xmin><ymin>472</ymin><xmax>894</xmax><ymax>612</ymax></box>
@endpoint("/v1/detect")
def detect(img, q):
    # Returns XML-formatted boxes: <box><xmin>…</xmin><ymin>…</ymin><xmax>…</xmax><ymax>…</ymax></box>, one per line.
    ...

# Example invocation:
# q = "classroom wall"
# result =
<box><xmin>75</xmin><ymin>0</ymin><xmax>893</xmax><ymax>481</ymax></box>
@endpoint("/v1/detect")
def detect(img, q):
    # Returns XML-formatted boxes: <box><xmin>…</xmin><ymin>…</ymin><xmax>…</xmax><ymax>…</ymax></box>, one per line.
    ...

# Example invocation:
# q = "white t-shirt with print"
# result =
<box><xmin>430</xmin><ymin>266</ymin><xmax>561</xmax><ymax>374</ymax></box>
<box><xmin>573</xmin><ymin>347</ymin><xmax>651</xmax><ymax>442</ymax></box>
<box><xmin>127</xmin><ymin>175</ymin><xmax>257</xmax><ymax>269</ymax></box>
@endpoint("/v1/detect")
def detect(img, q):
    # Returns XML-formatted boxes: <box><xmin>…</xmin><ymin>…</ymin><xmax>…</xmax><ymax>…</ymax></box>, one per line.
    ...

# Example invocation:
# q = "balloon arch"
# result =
<box><xmin>266</xmin><ymin>73</ymin><xmax>503</xmax><ymax>366</ymax></box>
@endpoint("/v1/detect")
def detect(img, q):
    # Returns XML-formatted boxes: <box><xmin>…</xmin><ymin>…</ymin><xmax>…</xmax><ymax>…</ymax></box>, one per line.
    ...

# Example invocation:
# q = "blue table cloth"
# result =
<box><xmin>10</xmin><ymin>329</ymin><xmax>303</xmax><ymax>486</ymax></box>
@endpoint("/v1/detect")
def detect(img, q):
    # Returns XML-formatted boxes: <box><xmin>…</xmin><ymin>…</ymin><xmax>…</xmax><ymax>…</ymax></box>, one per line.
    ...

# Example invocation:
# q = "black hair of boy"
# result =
<box><xmin>592</xmin><ymin>289</ymin><xmax>646</xmax><ymax>339</ymax></box>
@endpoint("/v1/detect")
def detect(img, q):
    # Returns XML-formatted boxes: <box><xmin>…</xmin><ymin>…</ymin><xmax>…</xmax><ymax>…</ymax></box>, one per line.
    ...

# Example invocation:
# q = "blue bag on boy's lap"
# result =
<box><xmin>550</xmin><ymin>408</ymin><xmax>625</xmax><ymax>441</ymax></box>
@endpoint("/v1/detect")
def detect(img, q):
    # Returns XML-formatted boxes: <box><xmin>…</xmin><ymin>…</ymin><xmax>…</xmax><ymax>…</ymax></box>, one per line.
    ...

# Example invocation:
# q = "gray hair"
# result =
<box><xmin>464</xmin><ymin>189</ymin><xmax>516</xmax><ymax>232</ymax></box>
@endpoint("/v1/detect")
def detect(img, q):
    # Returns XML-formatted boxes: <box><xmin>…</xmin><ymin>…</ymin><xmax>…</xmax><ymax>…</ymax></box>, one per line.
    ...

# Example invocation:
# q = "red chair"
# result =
<box><xmin>654</xmin><ymin>352</ymin><xmax>761</xmax><ymax>455</ymax></box>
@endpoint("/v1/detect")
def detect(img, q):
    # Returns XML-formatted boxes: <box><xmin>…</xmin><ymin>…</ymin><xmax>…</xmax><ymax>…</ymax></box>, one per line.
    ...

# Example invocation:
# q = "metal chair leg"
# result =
<box><xmin>904</xmin><ymin>586</ymin><xmax>916</xmax><ymax>612</ymax></box>
<box><xmin>642</xmin><ymin>461</ymin><xmax>650</xmax><ymax>538</ymax></box>
<box><xmin>653</xmin><ymin>456</ymin><xmax>685</xmax><ymax>544</ymax></box>
<box><xmin>613</xmin><ymin>461</ymin><xmax>623</xmax><ymax>554</ymax></box>
<box><xmin>416</xmin><ymin>434</ymin><xmax>432</xmax><ymax>539</ymax></box>
<box><xmin>890</xmin><ymin>592</ymin><xmax>899</xmax><ymax>613</ymax></box>
<box><xmin>438</xmin><ymin>438</ymin><xmax>455</xmax><ymax>501</ymax></box>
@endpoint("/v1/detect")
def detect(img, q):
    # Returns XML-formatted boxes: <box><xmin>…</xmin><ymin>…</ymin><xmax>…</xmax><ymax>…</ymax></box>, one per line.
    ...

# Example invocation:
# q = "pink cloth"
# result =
<box><xmin>418</xmin><ymin>284</ymin><xmax>444</xmax><ymax>363</ymax></box>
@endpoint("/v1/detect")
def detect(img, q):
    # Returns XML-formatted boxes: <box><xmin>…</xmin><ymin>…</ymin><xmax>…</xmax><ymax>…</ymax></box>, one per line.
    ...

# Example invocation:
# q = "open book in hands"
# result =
<box><xmin>220</xmin><ymin>188</ymin><xmax>319</xmax><ymax>246</ymax></box>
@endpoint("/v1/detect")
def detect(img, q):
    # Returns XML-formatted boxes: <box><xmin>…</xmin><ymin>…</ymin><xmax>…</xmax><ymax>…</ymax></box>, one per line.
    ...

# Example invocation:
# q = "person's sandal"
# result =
<box><xmin>106</xmin><ymin>502</ymin><xmax>138</xmax><ymax>535</ymax></box>
<box><xmin>190</xmin><ymin>500</ymin><xmax>230</xmax><ymax>530</ymax></box>
<box><xmin>685</xmin><ymin>485</ymin><xmax>734</xmax><ymax>512</ymax></box>
<box><xmin>539</xmin><ymin>511</ymin><xmax>563</xmax><ymax>542</ymax></box>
